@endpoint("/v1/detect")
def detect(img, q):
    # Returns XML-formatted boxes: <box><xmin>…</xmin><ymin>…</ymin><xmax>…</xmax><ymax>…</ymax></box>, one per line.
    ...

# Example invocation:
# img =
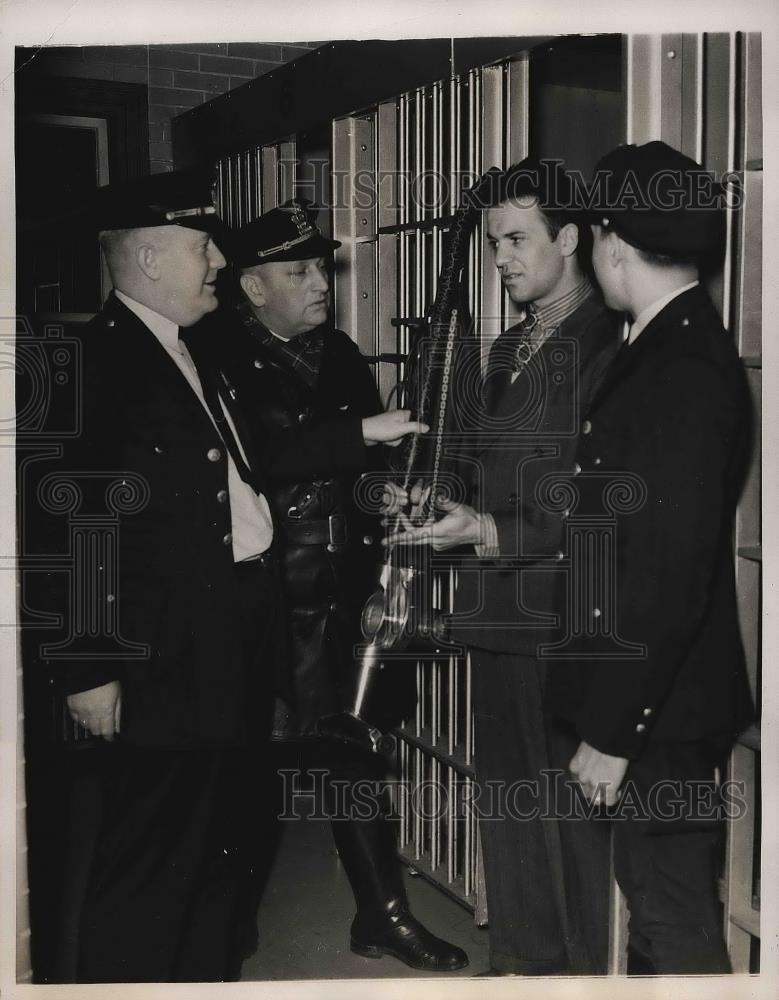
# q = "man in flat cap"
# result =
<box><xmin>189</xmin><ymin>199</ymin><xmax>467</xmax><ymax>972</ymax></box>
<box><xmin>545</xmin><ymin>141</ymin><xmax>754</xmax><ymax>972</ymax></box>
<box><xmin>42</xmin><ymin>169</ymin><xmax>279</xmax><ymax>981</ymax></box>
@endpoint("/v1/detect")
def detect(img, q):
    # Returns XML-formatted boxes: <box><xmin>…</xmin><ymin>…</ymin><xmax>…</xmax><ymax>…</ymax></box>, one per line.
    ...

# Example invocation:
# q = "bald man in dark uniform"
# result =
<box><xmin>43</xmin><ymin>171</ymin><xmax>279</xmax><ymax>982</ymax></box>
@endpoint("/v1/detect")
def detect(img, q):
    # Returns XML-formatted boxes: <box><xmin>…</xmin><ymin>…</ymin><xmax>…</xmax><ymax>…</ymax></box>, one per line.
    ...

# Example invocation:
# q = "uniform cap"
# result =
<box><xmin>588</xmin><ymin>141</ymin><xmax>725</xmax><ymax>258</ymax></box>
<box><xmin>90</xmin><ymin>166</ymin><xmax>226</xmax><ymax>240</ymax></box>
<box><xmin>232</xmin><ymin>200</ymin><xmax>341</xmax><ymax>267</ymax></box>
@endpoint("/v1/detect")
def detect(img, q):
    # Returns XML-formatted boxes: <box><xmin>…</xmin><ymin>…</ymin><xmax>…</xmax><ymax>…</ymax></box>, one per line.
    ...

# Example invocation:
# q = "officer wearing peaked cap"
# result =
<box><xmin>188</xmin><ymin>199</ymin><xmax>467</xmax><ymax>972</ymax></box>
<box><xmin>41</xmin><ymin>168</ymin><xmax>280</xmax><ymax>982</ymax></box>
<box><xmin>545</xmin><ymin>141</ymin><xmax>754</xmax><ymax>974</ymax></box>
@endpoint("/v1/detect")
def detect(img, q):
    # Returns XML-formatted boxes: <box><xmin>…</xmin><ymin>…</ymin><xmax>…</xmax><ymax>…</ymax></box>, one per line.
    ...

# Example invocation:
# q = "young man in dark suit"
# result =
<box><xmin>41</xmin><ymin>170</ymin><xmax>280</xmax><ymax>982</ymax></box>
<box><xmin>190</xmin><ymin>202</ymin><xmax>467</xmax><ymax>972</ymax></box>
<box><xmin>546</xmin><ymin>141</ymin><xmax>753</xmax><ymax>973</ymax></box>
<box><xmin>390</xmin><ymin>159</ymin><xmax>620</xmax><ymax>974</ymax></box>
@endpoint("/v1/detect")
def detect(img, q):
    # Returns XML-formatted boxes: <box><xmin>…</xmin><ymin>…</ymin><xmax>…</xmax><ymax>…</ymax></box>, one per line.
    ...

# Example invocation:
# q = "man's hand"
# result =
<box><xmin>386</xmin><ymin>496</ymin><xmax>488</xmax><ymax>551</ymax></box>
<box><xmin>66</xmin><ymin>681</ymin><xmax>122</xmax><ymax>741</ymax></box>
<box><xmin>362</xmin><ymin>410</ymin><xmax>429</xmax><ymax>447</ymax></box>
<box><xmin>569</xmin><ymin>740</ymin><xmax>629</xmax><ymax>807</ymax></box>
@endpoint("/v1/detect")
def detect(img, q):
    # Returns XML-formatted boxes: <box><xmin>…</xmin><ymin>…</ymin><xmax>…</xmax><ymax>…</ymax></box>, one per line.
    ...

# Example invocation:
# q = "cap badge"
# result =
<box><xmin>290</xmin><ymin>202</ymin><xmax>315</xmax><ymax>237</ymax></box>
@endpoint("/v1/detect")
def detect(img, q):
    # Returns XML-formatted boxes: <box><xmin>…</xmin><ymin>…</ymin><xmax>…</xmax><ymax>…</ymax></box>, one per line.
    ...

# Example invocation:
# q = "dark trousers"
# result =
<box><xmin>613</xmin><ymin>741</ymin><xmax>732</xmax><ymax>975</ymax></box>
<box><xmin>472</xmin><ymin>649</ymin><xmax>611</xmax><ymax>975</ymax></box>
<box><xmin>74</xmin><ymin>556</ymin><xmax>279</xmax><ymax>983</ymax></box>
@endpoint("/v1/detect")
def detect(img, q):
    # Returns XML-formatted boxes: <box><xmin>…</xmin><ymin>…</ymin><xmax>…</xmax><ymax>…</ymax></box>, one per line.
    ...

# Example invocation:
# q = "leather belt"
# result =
<box><xmin>235</xmin><ymin>549</ymin><xmax>275</xmax><ymax>573</ymax></box>
<box><xmin>281</xmin><ymin>514</ymin><xmax>348</xmax><ymax>547</ymax></box>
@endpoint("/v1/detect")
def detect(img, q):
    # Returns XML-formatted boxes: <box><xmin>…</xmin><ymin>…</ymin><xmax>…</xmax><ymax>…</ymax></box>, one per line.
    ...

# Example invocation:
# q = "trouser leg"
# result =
<box><xmin>613</xmin><ymin>821</ymin><xmax>730</xmax><ymax>974</ymax></box>
<box><xmin>546</xmin><ymin>717</ymin><xmax>611</xmax><ymax>974</ymax></box>
<box><xmin>471</xmin><ymin>649</ymin><xmax>568</xmax><ymax>975</ymax></box>
<box><xmin>612</xmin><ymin>741</ymin><xmax>731</xmax><ymax>975</ymax></box>
<box><xmin>77</xmin><ymin>747</ymin><xmax>258</xmax><ymax>982</ymax></box>
<box><xmin>77</xmin><ymin>558</ymin><xmax>278</xmax><ymax>983</ymax></box>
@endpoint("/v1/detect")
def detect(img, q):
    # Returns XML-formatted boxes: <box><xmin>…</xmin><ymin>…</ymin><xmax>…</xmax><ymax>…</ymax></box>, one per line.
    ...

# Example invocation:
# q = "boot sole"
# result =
<box><xmin>350</xmin><ymin>939</ymin><xmax>469</xmax><ymax>972</ymax></box>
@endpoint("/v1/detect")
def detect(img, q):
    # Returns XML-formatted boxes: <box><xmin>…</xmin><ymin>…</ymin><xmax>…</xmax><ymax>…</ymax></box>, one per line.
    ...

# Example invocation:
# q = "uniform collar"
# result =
<box><xmin>115</xmin><ymin>289</ymin><xmax>181</xmax><ymax>352</ymax></box>
<box><xmin>628</xmin><ymin>280</ymin><xmax>699</xmax><ymax>344</ymax></box>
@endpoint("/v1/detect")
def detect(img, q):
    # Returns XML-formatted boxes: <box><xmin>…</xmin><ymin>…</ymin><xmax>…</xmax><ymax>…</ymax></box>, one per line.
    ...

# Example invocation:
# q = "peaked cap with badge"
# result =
<box><xmin>231</xmin><ymin>199</ymin><xmax>341</xmax><ymax>267</ymax></box>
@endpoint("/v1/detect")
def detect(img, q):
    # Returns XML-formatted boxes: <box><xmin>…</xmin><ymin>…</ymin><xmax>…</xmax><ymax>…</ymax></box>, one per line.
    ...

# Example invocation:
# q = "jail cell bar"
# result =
<box><xmin>214</xmin><ymin>140</ymin><xmax>296</xmax><ymax>228</ymax></box>
<box><xmin>331</xmin><ymin>60</ymin><xmax>529</xmax><ymax>921</ymax></box>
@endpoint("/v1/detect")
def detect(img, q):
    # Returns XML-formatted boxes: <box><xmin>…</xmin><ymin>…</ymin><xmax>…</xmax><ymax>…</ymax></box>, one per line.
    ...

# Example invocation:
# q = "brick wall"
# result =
<box><xmin>22</xmin><ymin>42</ymin><xmax>321</xmax><ymax>172</ymax></box>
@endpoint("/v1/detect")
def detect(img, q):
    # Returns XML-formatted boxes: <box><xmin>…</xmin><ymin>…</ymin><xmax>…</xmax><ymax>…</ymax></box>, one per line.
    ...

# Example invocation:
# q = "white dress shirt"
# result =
<box><xmin>115</xmin><ymin>291</ymin><xmax>273</xmax><ymax>561</ymax></box>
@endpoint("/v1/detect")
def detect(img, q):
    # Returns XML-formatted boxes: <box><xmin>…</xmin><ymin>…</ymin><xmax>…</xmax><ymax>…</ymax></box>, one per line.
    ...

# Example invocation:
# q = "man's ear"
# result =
<box><xmin>594</xmin><ymin>227</ymin><xmax>624</xmax><ymax>269</ymax></box>
<box><xmin>609</xmin><ymin>230</ymin><xmax>631</xmax><ymax>267</ymax></box>
<box><xmin>135</xmin><ymin>243</ymin><xmax>160</xmax><ymax>280</ymax></box>
<box><xmin>239</xmin><ymin>271</ymin><xmax>266</xmax><ymax>308</ymax></box>
<box><xmin>558</xmin><ymin>221</ymin><xmax>579</xmax><ymax>258</ymax></box>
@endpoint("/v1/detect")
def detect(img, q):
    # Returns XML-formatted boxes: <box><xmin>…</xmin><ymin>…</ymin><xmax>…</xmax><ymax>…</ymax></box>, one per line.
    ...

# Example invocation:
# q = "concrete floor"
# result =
<box><xmin>241</xmin><ymin>814</ymin><xmax>490</xmax><ymax>981</ymax></box>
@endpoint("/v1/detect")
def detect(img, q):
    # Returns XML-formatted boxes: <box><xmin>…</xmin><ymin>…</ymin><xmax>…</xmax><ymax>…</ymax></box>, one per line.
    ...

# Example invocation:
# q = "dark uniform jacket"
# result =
<box><xmin>43</xmin><ymin>294</ymin><xmax>270</xmax><ymax>749</ymax></box>
<box><xmin>195</xmin><ymin>308</ymin><xmax>413</xmax><ymax>736</ymax></box>
<box><xmin>545</xmin><ymin>285</ymin><xmax>754</xmax><ymax>759</ymax></box>
<box><xmin>452</xmin><ymin>294</ymin><xmax>620</xmax><ymax>657</ymax></box>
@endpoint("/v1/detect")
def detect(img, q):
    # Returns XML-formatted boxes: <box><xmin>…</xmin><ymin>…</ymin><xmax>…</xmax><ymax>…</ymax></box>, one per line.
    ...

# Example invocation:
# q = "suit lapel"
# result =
<box><xmin>474</xmin><ymin>296</ymin><xmax>614</xmax><ymax>456</ymax></box>
<box><xmin>106</xmin><ymin>294</ymin><xmax>219</xmax><ymax>439</ymax></box>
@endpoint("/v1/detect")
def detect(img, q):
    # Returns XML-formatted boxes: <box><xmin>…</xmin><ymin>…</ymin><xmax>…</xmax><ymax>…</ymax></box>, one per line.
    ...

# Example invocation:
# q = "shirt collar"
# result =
<box><xmin>115</xmin><ymin>290</ymin><xmax>181</xmax><ymax>352</ymax></box>
<box><xmin>628</xmin><ymin>280</ymin><xmax>699</xmax><ymax>344</ymax></box>
<box><xmin>532</xmin><ymin>277</ymin><xmax>594</xmax><ymax>334</ymax></box>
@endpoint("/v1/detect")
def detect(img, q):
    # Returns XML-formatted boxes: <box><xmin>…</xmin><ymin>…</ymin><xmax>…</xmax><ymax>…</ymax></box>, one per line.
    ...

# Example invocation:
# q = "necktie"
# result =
<box><xmin>483</xmin><ymin>305</ymin><xmax>539</xmax><ymax>411</ymax></box>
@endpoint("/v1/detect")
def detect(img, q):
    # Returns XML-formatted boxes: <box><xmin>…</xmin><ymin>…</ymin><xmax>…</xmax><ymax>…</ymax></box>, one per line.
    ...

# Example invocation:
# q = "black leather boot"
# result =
<box><xmin>329</xmin><ymin>807</ymin><xmax>468</xmax><ymax>972</ymax></box>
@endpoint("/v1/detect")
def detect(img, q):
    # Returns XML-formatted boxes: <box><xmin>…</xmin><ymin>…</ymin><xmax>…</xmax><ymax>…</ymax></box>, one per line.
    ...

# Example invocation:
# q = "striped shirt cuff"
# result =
<box><xmin>475</xmin><ymin>513</ymin><xmax>500</xmax><ymax>558</ymax></box>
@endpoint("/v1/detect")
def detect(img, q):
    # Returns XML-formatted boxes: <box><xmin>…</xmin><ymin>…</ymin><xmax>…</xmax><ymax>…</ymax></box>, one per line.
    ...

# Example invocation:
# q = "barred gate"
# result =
<box><xmin>330</xmin><ymin>60</ymin><xmax>530</xmax><ymax>923</ymax></box>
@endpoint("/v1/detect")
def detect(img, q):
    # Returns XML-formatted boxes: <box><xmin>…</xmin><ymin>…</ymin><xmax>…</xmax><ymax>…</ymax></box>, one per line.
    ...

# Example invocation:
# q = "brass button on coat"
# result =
<box><xmin>217</xmin><ymin>489</ymin><xmax>228</xmax><ymax>503</ymax></box>
<box><xmin>207</xmin><ymin>447</ymin><xmax>221</xmax><ymax>462</ymax></box>
<box><xmin>222</xmin><ymin>532</ymin><xmax>232</xmax><ymax>546</ymax></box>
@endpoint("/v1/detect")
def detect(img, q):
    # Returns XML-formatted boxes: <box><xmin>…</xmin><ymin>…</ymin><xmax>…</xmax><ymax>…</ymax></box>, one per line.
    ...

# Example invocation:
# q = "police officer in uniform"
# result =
<box><xmin>191</xmin><ymin>200</ymin><xmax>468</xmax><ymax>972</ymax></box>
<box><xmin>43</xmin><ymin>169</ymin><xmax>280</xmax><ymax>981</ymax></box>
<box><xmin>547</xmin><ymin>141</ymin><xmax>754</xmax><ymax>973</ymax></box>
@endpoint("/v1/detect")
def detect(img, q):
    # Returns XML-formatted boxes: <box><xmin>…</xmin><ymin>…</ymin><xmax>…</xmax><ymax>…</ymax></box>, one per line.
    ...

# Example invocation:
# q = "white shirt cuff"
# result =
<box><xmin>475</xmin><ymin>513</ymin><xmax>500</xmax><ymax>558</ymax></box>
